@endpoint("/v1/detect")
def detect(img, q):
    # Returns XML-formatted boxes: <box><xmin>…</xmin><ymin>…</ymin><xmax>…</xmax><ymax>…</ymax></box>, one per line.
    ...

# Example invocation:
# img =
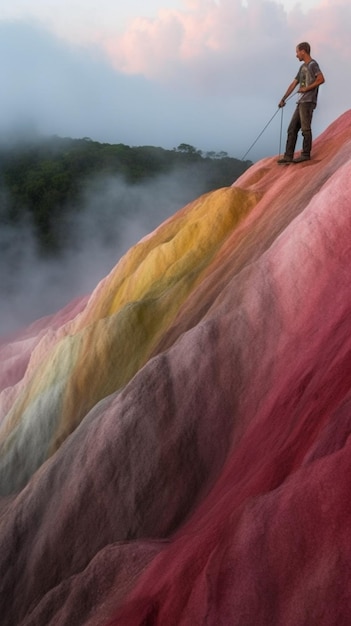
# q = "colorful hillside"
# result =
<box><xmin>1</xmin><ymin>110</ymin><xmax>351</xmax><ymax>625</ymax></box>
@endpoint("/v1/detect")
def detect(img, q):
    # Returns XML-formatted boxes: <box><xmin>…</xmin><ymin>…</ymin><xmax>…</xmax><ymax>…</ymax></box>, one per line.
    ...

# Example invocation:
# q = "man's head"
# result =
<box><xmin>296</xmin><ymin>42</ymin><xmax>311</xmax><ymax>61</ymax></box>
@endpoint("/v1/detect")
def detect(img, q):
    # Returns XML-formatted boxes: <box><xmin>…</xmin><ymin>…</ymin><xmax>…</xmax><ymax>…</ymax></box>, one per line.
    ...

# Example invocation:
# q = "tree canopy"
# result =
<box><xmin>0</xmin><ymin>136</ymin><xmax>252</xmax><ymax>254</ymax></box>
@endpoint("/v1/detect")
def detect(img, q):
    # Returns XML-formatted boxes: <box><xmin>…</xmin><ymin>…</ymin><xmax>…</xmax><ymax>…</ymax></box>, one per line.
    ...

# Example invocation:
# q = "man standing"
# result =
<box><xmin>277</xmin><ymin>42</ymin><xmax>325</xmax><ymax>164</ymax></box>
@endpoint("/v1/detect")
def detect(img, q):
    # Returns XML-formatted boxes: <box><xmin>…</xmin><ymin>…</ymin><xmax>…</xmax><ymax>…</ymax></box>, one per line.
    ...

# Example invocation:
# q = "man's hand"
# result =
<box><xmin>278</xmin><ymin>99</ymin><xmax>286</xmax><ymax>108</ymax></box>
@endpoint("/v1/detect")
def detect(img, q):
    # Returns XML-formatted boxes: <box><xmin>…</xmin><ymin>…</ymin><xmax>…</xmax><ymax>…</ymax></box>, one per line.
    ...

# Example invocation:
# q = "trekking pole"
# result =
<box><xmin>241</xmin><ymin>108</ymin><xmax>281</xmax><ymax>161</ymax></box>
<box><xmin>241</xmin><ymin>91</ymin><xmax>297</xmax><ymax>161</ymax></box>
<box><xmin>279</xmin><ymin>105</ymin><xmax>284</xmax><ymax>157</ymax></box>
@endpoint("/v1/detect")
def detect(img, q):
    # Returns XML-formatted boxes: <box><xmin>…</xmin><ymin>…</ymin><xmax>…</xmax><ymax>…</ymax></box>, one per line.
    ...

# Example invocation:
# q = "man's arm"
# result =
<box><xmin>278</xmin><ymin>78</ymin><xmax>299</xmax><ymax>108</ymax></box>
<box><xmin>298</xmin><ymin>71</ymin><xmax>325</xmax><ymax>94</ymax></box>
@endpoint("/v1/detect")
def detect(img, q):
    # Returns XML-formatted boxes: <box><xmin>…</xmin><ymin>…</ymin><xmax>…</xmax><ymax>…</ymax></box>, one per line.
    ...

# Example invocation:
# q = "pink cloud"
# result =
<box><xmin>97</xmin><ymin>0</ymin><xmax>351</xmax><ymax>152</ymax></box>
<box><xmin>302</xmin><ymin>1</ymin><xmax>351</xmax><ymax>59</ymax></box>
<box><xmin>104</xmin><ymin>1</ymin><xmax>290</xmax><ymax>95</ymax></box>
<box><xmin>103</xmin><ymin>0</ymin><xmax>350</xmax><ymax>99</ymax></box>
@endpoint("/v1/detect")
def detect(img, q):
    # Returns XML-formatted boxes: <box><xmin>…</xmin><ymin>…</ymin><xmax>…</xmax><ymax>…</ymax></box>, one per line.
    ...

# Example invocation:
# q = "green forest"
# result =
<box><xmin>0</xmin><ymin>135</ymin><xmax>252</xmax><ymax>254</ymax></box>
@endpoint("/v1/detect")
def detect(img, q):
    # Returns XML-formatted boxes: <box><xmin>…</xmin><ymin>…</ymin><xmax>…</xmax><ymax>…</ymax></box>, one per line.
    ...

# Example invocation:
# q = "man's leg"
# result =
<box><xmin>299</xmin><ymin>103</ymin><xmax>315</xmax><ymax>158</ymax></box>
<box><xmin>285</xmin><ymin>106</ymin><xmax>301</xmax><ymax>158</ymax></box>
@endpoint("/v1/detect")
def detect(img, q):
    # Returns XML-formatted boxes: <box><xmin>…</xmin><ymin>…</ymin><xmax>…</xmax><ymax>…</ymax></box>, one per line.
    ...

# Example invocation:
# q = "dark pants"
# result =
<box><xmin>285</xmin><ymin>102</ymin><xmax>315</xmax><ymax>158</ymax></box>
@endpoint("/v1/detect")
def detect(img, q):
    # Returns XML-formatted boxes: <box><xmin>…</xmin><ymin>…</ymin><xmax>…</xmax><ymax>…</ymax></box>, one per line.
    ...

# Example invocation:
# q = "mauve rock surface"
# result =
<box><xmin>1</xmin><ymin>111</ymin><xmax>351</xmax><ymax>625</ymax></box>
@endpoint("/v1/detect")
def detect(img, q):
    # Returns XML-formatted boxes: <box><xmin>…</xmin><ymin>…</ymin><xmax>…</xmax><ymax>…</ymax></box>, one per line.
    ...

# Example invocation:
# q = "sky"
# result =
<box><xmin>1</xmin><ymin>0</ymin><xmax>351</xmax><ymax>335</ymax></box>
<box><xmin>0</xmin><ymin>0</ymin><xmax>350</xmax><ymax>159</ymax></box>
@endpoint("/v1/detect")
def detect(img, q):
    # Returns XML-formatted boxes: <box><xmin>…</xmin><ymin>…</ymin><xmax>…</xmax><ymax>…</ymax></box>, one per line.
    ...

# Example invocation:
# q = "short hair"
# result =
<box><xmin>297</xmin><ymin>42</ymin><xmax>311</xmax><ymax>54</ymax></box>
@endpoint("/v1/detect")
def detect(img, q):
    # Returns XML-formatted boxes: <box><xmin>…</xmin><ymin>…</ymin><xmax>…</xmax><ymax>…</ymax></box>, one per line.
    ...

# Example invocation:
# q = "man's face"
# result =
<box><xmin>296</xmin><ymin>47</ymin><xmax>305</xmax><ymax>62</ymax></box>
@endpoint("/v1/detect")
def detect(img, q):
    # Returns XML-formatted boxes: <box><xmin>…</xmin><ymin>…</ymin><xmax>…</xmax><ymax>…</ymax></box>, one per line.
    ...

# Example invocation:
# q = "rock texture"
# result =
<box><xmin>1</xmin><ymin>111</ymin><xmax>351</xmax><ymax>625</ymax></box>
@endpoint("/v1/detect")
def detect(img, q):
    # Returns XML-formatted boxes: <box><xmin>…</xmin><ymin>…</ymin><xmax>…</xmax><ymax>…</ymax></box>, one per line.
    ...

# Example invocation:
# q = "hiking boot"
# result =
<box><xmin>293</xmin><ymin>155</ymin><xmax>311</xmax><ymax>163</ymax></box>
<box><xmin>277</xmin><ymin>156</ymin><xmax>293</xmax><ymax>164</ymax></box>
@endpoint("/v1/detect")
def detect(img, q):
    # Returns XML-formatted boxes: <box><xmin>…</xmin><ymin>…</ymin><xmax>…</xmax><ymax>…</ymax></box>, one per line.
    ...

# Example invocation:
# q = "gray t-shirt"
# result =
<box><xmin>295</xmin><ymin>59</ymin><xmax>322</xmax><ymax>106</ymax></box>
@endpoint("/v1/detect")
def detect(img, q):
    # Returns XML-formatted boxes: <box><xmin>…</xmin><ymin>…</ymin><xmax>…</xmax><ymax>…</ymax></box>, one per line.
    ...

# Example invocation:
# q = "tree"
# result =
<box><xmin>174</xmin><ymin>143</ymin><xmax>202</xmax><ymax>157</ymax></box>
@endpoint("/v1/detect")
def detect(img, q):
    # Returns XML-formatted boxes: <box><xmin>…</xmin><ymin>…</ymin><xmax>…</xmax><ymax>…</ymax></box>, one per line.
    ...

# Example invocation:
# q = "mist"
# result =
<box><xmin>0</xmin><ymin>164</ymin><xmax>212</xmax><ymax>337</ymax></box>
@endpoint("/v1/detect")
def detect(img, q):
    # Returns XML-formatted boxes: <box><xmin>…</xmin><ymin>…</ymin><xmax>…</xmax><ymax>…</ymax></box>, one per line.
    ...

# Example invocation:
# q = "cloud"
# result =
<box><xmin>106</xmin><ymin>1</ymin><xmax>348</xmax><ymax>103</ymax></box>
<box><xmin>100</xmin><ymin>0</ymin><xmax>351</xmax><ymax>158</ymax></box>
<box><xmin>106</xmin><ymin>1</ymin><xmax>292</xmax><ymax>93</ymax></box>
<box><xmin>0</xmin><ymin>21</ymin><xmax>162</xmax><ymax>144</ymax></box>
<box><xmin>0</xmin><ymin>19</ymin><xmax>282</xmax><ymax>160</ymax></box>
<box><xmin>1</xmin><ymin>1</ymin><xmax>350</xmax><ymax>171</ymax></box>
<box><xmin>0</xmin><ymin>19</ymin><xmax>260</xmax><ymax>156</ymax></box>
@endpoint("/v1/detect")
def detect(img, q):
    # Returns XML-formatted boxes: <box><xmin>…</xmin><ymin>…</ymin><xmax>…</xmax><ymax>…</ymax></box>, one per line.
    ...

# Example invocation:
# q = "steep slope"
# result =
<box><xmin>1</xmin><ymin>110</ymin><xmax>351</xmax><ymax>625</ymax></box>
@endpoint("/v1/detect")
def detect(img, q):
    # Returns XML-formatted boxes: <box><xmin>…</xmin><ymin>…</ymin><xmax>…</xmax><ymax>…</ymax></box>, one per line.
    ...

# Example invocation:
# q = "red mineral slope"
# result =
<box><xmin>1</xmin><ymin>111</ymin><xmax>351</xmax><ymax>626</ymax></box>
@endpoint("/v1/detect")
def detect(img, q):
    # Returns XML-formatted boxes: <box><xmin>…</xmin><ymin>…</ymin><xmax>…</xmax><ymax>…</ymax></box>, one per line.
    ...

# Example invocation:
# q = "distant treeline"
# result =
<box><xmin>0</xmin><ymin>136</ymin><xmax>252</xmax><ymax>254</ymax></box>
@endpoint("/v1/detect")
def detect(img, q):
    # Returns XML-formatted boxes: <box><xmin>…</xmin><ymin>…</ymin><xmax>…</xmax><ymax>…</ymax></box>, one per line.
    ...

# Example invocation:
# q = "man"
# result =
<box><xmin>277</xmin><ymin>42</ymin><xmax>325</xmax><ymax>164</ymax></box>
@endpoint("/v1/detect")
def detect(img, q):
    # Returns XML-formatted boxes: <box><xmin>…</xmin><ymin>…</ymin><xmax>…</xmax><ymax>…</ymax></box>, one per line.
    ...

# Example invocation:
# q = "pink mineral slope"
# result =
<box><xmin>1</xmin><ymin>111</ymin><xmax>351</xmax><ymax>626</ymax></box>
